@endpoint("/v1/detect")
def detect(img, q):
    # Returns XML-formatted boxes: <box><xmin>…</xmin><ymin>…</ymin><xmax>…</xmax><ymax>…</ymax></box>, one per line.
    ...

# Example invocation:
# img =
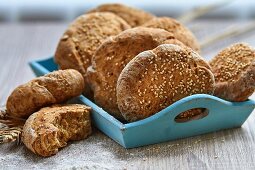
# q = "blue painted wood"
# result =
<box><xmin>29</xmin><ymin>57</ymin><xmax>255</xmax><ymax>148</ymax></box>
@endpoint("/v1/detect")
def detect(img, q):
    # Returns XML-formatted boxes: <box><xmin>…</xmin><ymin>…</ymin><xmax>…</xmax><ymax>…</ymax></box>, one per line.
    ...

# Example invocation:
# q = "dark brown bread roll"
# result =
<box><xmin>87</xmin><ymin>27</ymin><xmax>184</xmax><ymax>120</ymax></box>
<box><xmin>6</xmin><ymin>69</ymin><xmax>85</xmax><ymax>118</ymax></box>
<box><xmin>22</xmin><ymin>104</ymin><xmax>91</xmax><ymax>157</ymax></box>
<box><xmin>54</xmin><ymin>12</ymin><xmax>131</xmax><ymax>96</ymax></box>
<box><xmin>117</xmin><ymin>44</ymin><xmax>215</xmax><ymax>122</ymax></box>
<box><xmin>210</xmin><ymin>43</ymin><xmax>255</xmax><ymax>101</ymax></box>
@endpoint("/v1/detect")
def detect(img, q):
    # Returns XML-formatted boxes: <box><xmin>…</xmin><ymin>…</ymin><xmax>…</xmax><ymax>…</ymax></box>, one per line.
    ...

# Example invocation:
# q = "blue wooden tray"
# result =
<box><xmin>29</xmin><ymin>57</ymin><xmax>255</xmax><ymax>148</ymax></box>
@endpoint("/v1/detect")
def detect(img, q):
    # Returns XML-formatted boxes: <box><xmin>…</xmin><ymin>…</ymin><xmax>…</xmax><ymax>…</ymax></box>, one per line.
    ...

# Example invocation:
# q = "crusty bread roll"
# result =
<box><xmin>86</xmin><ymin>27</ymin><xmax>185</xmax><ymax>120</ymax></box>
<box><xmin>117</xmin><ymin>44</ymin><xmax>215</xmax><ymax>122</ymax></box>
<box><xmin>87</xmin><ymin>3</ymin><xmax>154</xmax><ymax>27</ymax></box>
<box><xmin>54</xmin><ymin>12</ymin><xmax>131</xmax><ymax>97</ymax></box>
<box><xmin>7</xmin><ymin>69</ymin><xmax>85</xmax><ymax>118</ymax></box>
<box><xmin>22</xmin><ymin>104</ymin><xmax>91</xmax><ymax>157</ymax></box>
<box><xmin>210</xmin><ymin>43</ymin><xmax>255</xmax><ymax>101</ymax></box>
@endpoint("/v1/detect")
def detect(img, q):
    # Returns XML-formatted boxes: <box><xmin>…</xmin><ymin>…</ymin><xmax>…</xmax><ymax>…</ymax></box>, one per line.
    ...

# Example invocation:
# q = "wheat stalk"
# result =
<box><xmin>0</xmin><ymin>127</ymin><xmax>23</xmax><ymax>145</ymax></box>
<box><xmin>178</xmin><ymin>0</ymin><xmax>232</xmax><ymax>23</ymax></box>
<box><xmin>0</xmin><ymin>106</ymin><xmax>25</xmax><ymax>145</ymax></box>
<box><xmin>200</xmin><ymin>22</ymin><xmax>255</xmax><ymax>48</ymax></box>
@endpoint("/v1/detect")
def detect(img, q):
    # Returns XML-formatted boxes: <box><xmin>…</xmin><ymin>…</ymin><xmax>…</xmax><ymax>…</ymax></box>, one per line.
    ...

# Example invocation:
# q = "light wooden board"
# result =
<box><xmin>0</xmin><ymin>21</ymin><xmax>255</xmax><ymax>170</ymax></box>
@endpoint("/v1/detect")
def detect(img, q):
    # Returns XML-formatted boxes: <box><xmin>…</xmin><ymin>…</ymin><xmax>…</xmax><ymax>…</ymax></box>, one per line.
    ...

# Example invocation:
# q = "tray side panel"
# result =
<box><xmin>122</xmin><ymin>95</ymin><xmax>255</xmax><ymax>148</ymax></box>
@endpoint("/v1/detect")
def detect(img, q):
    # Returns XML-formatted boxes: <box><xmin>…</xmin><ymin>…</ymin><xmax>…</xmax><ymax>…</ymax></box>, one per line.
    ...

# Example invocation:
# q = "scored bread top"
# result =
<box><xmin>86</xmin><ymin>27</ymin><xmax>185</xmax><ymax>120</ymax></box>
<box><xmin>87</xmin><ymin>3</ymin><xmax>155</xmax><ymax>27</ymax></box>
<box><xmin>143</xmin><ymin>17</ymin><xmax>200</xmax><ymax>53</ymax></box>
<box><xmin>117</xmin><ymin>44</ymin><xmax>215</xmax><ymax>122</ymax></box>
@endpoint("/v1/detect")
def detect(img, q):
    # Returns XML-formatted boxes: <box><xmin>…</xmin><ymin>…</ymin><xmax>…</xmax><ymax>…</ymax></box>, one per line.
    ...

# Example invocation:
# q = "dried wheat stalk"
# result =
<box><xmin>0</xmin><ymin>106</ymin><xmax>25</xmax><ymax>145</ymax></box>
<box><xmin>178</xmin><ymin>0</ymin><xmax>232</xmax><ymax>23</ymax></box>
<box><xmin>200</xmin><ymin>22</ymin><xmax>255</xmax><ymax>48</ymax></box>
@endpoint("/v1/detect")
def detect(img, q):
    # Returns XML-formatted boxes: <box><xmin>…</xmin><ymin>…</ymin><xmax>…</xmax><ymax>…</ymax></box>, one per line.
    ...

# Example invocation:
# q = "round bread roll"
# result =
<box><xmin>117</xmin><ymin>44</ymin><xmax>215</xmax><ymax>122</ymax></box>
<box><xmin>210</xmin><ymin>43</ymin><xmax>255</xmax><ymax>101</ymax></box>
<box><xmin>22</xmin><ymin>104</ymin><xmax>91</xmax><ymax>157</ymax></box>
<box><xmin>7</xmin><ymin>69</ymin><xmax>85</xmax><ymax>118</ymax></box>
<box><xmin>87</xmin><ymin>27</ymin><xmax>185</xmax><ymax>120</ymax></box>
<box><xmin>143</xmin><ymin>17</ymin><xmax>200</xmax><ymax>52</ymax></box>
<box><xmin>54</xmin><ymin>12</ymin><xmax>131</xmax><ymax>96</ymax></box>
<box><xmin>87</xmin><ymin>3</ymin><xmax>154</xmax><ymax>27</ymax></box>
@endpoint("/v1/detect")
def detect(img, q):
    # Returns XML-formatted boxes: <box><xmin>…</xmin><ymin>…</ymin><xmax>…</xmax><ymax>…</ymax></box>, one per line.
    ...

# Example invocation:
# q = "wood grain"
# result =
<box><xmin>0</xmin><ymin>21</ymin><xmax>255</xmax><ymax>170</ymax></box>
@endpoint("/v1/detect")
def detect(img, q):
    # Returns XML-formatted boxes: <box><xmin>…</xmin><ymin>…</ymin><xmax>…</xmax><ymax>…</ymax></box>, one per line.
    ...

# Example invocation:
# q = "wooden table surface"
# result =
<box><xmin>0</xmin><ymin>20</ymin><xmax>255</xmax><ymax>170</ymax></box>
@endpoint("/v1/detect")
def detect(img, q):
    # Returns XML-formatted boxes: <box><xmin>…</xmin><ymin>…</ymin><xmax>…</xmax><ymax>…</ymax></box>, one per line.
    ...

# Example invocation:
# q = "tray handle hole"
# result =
<box><xmin>174</xmin><ymin>108</ymin><xmax>209</xmax><ymax>123</ymax></box>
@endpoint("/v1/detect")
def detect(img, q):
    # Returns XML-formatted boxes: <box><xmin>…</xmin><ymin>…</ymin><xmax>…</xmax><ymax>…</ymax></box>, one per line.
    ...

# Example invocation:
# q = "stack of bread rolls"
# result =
<box><xmin>2</xmin><ymin>3</ymin><xmax>254</xmax><ymax>157</ymax></box>
<box><xmin>54</xmin><ymin>3</ymin><xmax>255</xmax><ymax>122</ymax></box>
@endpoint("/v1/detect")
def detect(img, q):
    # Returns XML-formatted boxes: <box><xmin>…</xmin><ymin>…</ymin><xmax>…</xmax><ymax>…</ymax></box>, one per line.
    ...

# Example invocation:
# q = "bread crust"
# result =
<box><xmin>22</xmin><ymin>104</ymin><xmax>91</xmax><ymax>157</ymax></box>
<box><xmin>117</xmin><ymin>44</ymin><xmax>215</xmax><ymax>122</ymax></box>
<box><xmin>87</xmin><ymin>27</ymin><xmax>184</xmax><ymax>120</ymax></box>
<box><xmin>210</xmin><ymin>43</ymin><xmax>255</xmax><ymax>101</ymax></box>
<box><xmin>54</xmin><ymin>12</ymin><xmax>131</xmax><ymax>96</ymax></box>
<box><xmin>143</xmin><ymin>17</ymin><xmax>200</xmax><ymax>52</ymax></box>
<box><xmin>87</xmin><ymin>3</ymin><xmax>154</xmax><ymax>27</ymax></box>
<box><xmin>6</xmin><ymin>69</ymin><xmax>85</xmax><ymax>118</ymax></box>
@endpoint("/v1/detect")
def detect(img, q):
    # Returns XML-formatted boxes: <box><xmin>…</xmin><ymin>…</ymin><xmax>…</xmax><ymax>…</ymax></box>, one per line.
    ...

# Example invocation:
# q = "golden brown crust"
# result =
<box><xmin>117</xmin><ymin>44</ymin><xmax>215</xmax><ymax>122</ymax></box>
<box><xmin>143</xmin><ymin>17</ymin><xmax>200</xmax><ymax>52</ymax></box>
<box><xmin>6</xmin><ymin>69</ymin><xmax>85</xmax><ymax>118</ymax></box>
<box><xmin>210</xmin><ymin>43</ymin><xmax>255</xmax><ymax>101</ymax></box>
<box><xmin>86</xmin><ymin>27</ymin><xmax>184</xmax><ymax>120</ymax></box>
<box><xmin>54</xmin><ymin>12</ymin><xmax>131</xmax><ymax>96</ymax></box>
<box><xmin>87</xmin><ymin>3</ymin><xmax>154</xmax><ymax>27</ymax></box>
<box><xmin>22</xmin><ymin>104</ymin><xmax>91</xmax><ymax>157</ymax></box>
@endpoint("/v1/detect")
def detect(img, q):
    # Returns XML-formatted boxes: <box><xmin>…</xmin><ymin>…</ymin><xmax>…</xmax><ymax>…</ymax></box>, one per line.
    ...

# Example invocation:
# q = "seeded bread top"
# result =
<box><xmin>54</xmin><ymin>12</ymin><xmax>131</xmax><ymax>80</ymax></box>
<box><xmin>86</xmin><ymin>27</ymin><xmax>183</xmax><ymax>120</ymax></box>
<box><xmin>210</xmin><ymin>43</ymin><xmax>255</xmax><ymax>101</ymax></box>
<box><xmin>117</xmin><ymin>44</ymin><xmax>214</xmax><ymax>122</ymax></box>
<box><xmin>210</xmin><ymin>43</ymin><xmax>255</xmax><ymax>83</ymax></box>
